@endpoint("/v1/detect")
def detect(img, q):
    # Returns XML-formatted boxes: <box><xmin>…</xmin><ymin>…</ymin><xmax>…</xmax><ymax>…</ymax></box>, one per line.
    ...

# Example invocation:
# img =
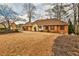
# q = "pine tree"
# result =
<box><xmin>68</xmin><ymin>19</ymin><xmax>74</xmax><ymax>34</ymax></box>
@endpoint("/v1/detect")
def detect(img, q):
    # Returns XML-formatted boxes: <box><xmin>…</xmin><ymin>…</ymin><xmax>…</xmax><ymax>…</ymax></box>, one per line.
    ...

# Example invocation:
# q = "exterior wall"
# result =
<box><xmin>10</xmin><ymin>23</ymin><xmax>17</xmax><ymax>31</ymax></box>
<box><xmin>28</xmin><ymin>26</ymin><xmax>32</xmax><ymax>31</ymax></box>
<box><xmin>43</xmin><ymin>26</ymin><xmax>48</xmax><ymax>32</ymax></box>
<box><xmin>57</xmin><ymin>25</ymin><xmax>63</xmax><ymax>33</ymax></box>
<box><xmin>43</xmin><ymin>26</ymin><xmax>46</xmax><ymax>32</ymax></box>
<box><xmin>57</xmin><ymin>25</ymin><xmax>68</xmax><ymax>33</ymax></box>
<box><xmin>43</xmin><ymin>25</ymin><xmax>58</xmax><ymax>32</ymax></box>
<box><xmin>22</xmin><ymin>26</ymin><xmax>32</xmax><ymax>31</ymax></box>
<box><xmin>22</xmin><ymin>26</ymin><xmax>28</xmax><ymax>31</ymax></box>
<box><xmin>23</xmin><ymin>25</ymin><xmax>68</xmax><ymax>33</ymax></box>
<box><xmin>64</xmin><ymin>25</ymin><xmax>68</xmax><ymax>33</ymax></box>
<box><xmin>49</xmin><ymin>25</ymin><xmax>58</xmax><ymax>33</ymax></box>
<box><xmin>48</xmin><ymin>25</ymin><xmax>68</xmax><ymax>33</ymax></box>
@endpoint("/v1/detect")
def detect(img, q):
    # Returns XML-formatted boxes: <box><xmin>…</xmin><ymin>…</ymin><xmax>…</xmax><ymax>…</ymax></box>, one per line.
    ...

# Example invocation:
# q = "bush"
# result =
<box><xmin>68</xmin><ymin>20</ymin><xmax>74</xmax><ymax>34</ymax></box>
<box><xmin>14</xmin><ymin>29</ymin><xmax>19</xmax><ymax>32</ymax></box>
<box><xmin>0</xmin><ymin>28</ymin><xmax>6</xmax><ymax>31</ymax></box>
<box><xmin>0</xmin><ymin>28</ymin><xmax>20</xmax><ymax>34</ymax></box>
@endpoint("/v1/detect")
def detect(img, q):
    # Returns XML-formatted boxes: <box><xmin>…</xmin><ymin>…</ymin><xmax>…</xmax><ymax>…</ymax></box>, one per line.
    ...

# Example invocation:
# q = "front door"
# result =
<box><xmin>45</xmin><ymin>26</ymin><xmax>49</xmax><ymax>32</ymax></box>
<box><xmin>34</xmin><ymin>27</ymin><xmax>37</xmax><ymax>31</ymax></box>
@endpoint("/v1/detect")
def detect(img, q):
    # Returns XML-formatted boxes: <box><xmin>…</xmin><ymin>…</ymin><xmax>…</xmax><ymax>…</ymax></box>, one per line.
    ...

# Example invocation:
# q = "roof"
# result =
<box><xmin>23</xmin><ymin>22</ymin><xmax>33</xmax><ymax>26</ymax></box>
<box><xmin>24</xmin><ymin>19</ymin><xmax>68</xmax><ymax>26</ymax></box>
<box><xmin>0</xmin><ymin>23</ymin><xmax>5</xmax><ymax>28</ymax></box>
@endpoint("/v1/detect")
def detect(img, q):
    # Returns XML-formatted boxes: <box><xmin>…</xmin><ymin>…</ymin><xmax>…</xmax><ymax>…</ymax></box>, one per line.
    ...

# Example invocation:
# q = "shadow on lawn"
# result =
<box><xmin>0</xmin><ymin>30</ymin><xmax>22</xmax><ymax>35</ymax></box>
<box><xmin>52</xmin><ymin>35</ymin><xmax>79</xmax><ymax>56</ymax></box>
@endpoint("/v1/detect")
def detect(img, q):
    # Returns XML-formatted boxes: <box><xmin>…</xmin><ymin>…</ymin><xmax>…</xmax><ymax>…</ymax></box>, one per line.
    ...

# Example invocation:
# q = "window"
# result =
<box><xmin>60</xmin><ymin>25</ymin><xmax>64</xmax><ymax>30</ymax></box>
<box><xmin>39</xmin><ymin>26</ymin><xmax>43</xmax><ymax>31</ymax></box>
<box><xmin>50</xmin><ymin>26</ymin><xmax>54</xmax><ymax>30</ymax></box>
<box><xmin>45</xmin><ymin>26</ymin><xmax>49</xmax><ymax>30</ymax></box>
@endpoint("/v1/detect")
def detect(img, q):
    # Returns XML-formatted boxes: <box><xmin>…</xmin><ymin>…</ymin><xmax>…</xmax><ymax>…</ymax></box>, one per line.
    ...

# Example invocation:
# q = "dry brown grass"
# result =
<box><xmin>0</xmin><ymin>31</ymin><xmax>60</xmax><ymax>56</ymax></box>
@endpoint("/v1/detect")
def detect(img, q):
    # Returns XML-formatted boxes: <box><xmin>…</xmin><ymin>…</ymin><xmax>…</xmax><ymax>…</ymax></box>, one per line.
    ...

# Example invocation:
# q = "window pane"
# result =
<box><xmin>60</xmin><ymin>25</ymin><xmax>64</xmax><ymax>30</ymax></box>
<box><xmin>50</xmin><ymin>26</ymin><xmax>54</xmax><ymax>30</ymax></box>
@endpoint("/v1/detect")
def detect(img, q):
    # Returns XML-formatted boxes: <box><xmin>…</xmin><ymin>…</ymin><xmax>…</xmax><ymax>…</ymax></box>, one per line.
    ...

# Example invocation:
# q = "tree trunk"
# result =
<box><xmin>73</xmin><ymin>3</ymin><xmax>77</xmax><ymax>34</ymax></box>
<box><xmin>57</xmin><ymin>3</ymin><xmax>62</xmax><ymax>20</ymax></box>
<box><xmin>7</xmin><ymin>20</ymin><xmax>10</xmax><ymax>30</ymax></box>
<box><xmin>28</xmin><ymin>11</ymin><xmax>31</xmax><ymax>23</ymax></box>
<box><xmin>5</xmin><ymin>17</ymin><xmax>11</xmax><ymax>30</ymax></box>
<box><xmin>28</xmin><ymin>3</ymin><xmax>31</xmax><ymax>23</ymax></box>
<box><xmin>77</xmin><ymin>3</ymin><xmax>79</xmax><ymax>34</ymax></box>
<box><xmin>28</xmin><ymin>16</ymin><xmax>31</xmax><ymax>23</ymax></box>
<box><xmin>56</xmin><ymin>4</ymin><xmax>58</xmax><ymax>19</ymax></box>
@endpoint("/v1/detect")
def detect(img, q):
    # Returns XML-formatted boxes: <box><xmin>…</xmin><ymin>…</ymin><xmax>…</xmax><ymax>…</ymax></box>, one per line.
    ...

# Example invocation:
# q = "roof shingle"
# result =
<box><xmin>24</xmin><ymin>19</ymin><xmax>68</xmax><ymax>26</ymax></box>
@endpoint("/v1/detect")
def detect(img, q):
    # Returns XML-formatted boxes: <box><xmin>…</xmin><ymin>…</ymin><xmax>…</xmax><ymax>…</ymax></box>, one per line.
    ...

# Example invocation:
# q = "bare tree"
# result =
<box><xmin>76</xmin><ymin>3</ymin><xmax>79</xmax><ymax>34</ymax></box>
<box><xmin>77</xmin><ymin>3</ymin><xmax>79</xmax><ymax>25</ymax></box>
<box><xmin>56</xmin><ymin>3</ymin><xmax>72</xmax><ymax>20</ymax></box>
<box><xmin>0</xmin><ymin>4</ymin><xmax>18</xmax><ymax>30</ymax></box>
<box><xmin>45</xmin><ymin>3</ymin><xmax>72</xmax><ymax>20</ymax></box>
<box><xmin>72</xmin><ymin>3</ymin><xmax>77</xmax><ymax>34</ymax></box>
<box><xmin>45</xmin><ymin>8</ymin><xmax>53</xmax><ymax>19</ymax></box>
<box><xmin>23</xmin><ymin>3</ymin><xmax>36</xmax><ymax>22</ymax></box>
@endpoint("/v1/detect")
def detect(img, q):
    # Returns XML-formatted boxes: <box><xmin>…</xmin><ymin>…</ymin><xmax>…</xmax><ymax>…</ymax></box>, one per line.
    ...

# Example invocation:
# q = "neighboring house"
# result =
<box><xmin>0</xmin><ymin>23</ymin><xmax>6</xmax><ymax>29</ymax></box>
<box><xmin>0</xmin><ymin>23</ymin><xmax>6</xmax><ymax>31</ymax></box>
<box><xmin>22</xmin><ymin>18</ymin><xmax>68</xmax><ymax>33</ymax></box>
<box><xmin>10</xmin><ymin>22</ymin><xmax>17</xmax><ymax>31</ymax></box>
<box><xmin>0</xmin><ymin>21</ymin><xmax>17</xmax><ymax>31</ymax></box>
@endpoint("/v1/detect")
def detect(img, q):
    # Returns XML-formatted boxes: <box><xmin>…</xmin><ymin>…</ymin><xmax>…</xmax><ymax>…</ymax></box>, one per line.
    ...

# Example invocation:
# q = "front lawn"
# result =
<box><xmin>0</xmin><ymin>31</ymin><xmax>59</xmax><ymax>56</ymax></box>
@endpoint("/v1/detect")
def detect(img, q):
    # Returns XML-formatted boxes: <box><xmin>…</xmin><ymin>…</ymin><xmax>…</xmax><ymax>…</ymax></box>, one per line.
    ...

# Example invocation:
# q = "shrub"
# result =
<box><xmin>14</xmin><ymin>29</ymin><xmax>19</xmax><ymax>32</ymax></box>
<box><xmin>0</xmin><ymin>28</ymin><xmax>20</xmax><ymax>34</ymax></box>
<box><xmin>68</xmin><ymin>19</ymin><xmax>74</xmax><ymax>34</ymax></box>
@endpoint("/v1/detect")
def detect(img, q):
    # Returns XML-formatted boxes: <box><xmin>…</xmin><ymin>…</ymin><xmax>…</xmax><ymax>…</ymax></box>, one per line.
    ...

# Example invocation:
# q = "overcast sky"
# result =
<box><xmin>0</xmin><ymin>3</ymin><xmax>74</xmax><ymax>24</ymax></box>
<box><xmin>0</xmin><ymin>3</ymin><xmax>54</xmax><ymax>24</ymax></box>
<box><xmin>7</xmin><ymin>3</ymin><xmax>51</xmax><ymax>19</ymax></box>
<box><xmin>10</xmin><ymin>3</ymin><xmax>50</xmax><ymax>14</ymax></box>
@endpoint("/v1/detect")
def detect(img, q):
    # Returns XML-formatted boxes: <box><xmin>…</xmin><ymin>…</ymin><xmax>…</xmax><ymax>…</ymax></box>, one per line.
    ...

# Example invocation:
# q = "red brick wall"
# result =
<box><xmin>23</xmin><ymin>25</ymin><xmax>68</xmax><ymax>33</ymax></box>
<box><xmin>49</xmin><ymin>25</ymin><xmax>68</xmax><ymax>33</ymax></box>
<box><xmin>23</xmin><ymin>26</ymin><xmax>32</xmax><ymax>31</ymax></box>
<box><xmin>49</xmin><ymin>25</ymin><xmax>58</xmax><ymax>33</ymax></box>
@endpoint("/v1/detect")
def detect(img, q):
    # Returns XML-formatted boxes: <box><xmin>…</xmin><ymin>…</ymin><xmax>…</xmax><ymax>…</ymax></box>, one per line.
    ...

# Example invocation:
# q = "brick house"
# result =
<box><xmin>22</xmin><ymin>19</ymin><xmax>68</xmax><ymax>33</ymax></box>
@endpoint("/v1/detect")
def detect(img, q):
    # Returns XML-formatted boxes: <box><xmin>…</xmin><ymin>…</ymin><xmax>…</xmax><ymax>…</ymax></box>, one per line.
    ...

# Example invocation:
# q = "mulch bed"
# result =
<box><xmin>53</xmin><ymin>35</ymin><xmax>79</xmax><ymax>56</ymax></box>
